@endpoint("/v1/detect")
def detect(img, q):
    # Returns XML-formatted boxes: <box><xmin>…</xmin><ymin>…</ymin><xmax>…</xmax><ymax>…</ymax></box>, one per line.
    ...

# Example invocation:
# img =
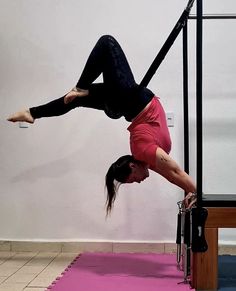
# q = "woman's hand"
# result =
<box><xmin>183</xmin><ymin>192</ymin><xmax>197</xmax><ymax>209</ymax></box>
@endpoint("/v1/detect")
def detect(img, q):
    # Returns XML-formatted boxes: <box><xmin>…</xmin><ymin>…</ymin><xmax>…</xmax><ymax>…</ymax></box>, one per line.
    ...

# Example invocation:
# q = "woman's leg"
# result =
<box><xmin>78</xmin><ymin>35</ymin><xmax>136</xmax><ymax>90</ymax></box>
<box><xmin>29</xmin><ymin>88</ymin><xmax>106</xmax><ymax>119</ymax></box>
<box><xmin>7</xmin><ymin>96</ymin><xmax>79</xmax><ymax>123</ymax></box>
<box><xmin>65</xmin><ymin>35</ymin><xmax>137</xmax><ymax>105</ymax></box>
<box><xmin>8</xmin><ymin>35</ymin><xmax>136</xmax><ymax>122</ymax></box>
<box><xmin>7</xmin><ymin>85</ymin><xmax>107</xmax><ymax>123</ymax></box>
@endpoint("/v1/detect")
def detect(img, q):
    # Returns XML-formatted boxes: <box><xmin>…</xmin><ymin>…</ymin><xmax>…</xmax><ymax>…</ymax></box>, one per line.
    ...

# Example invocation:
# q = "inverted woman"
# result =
<box><xmin>7</xmin><ymin>35</ymin><xmax>196</xmax><ymax>214</ymax></box>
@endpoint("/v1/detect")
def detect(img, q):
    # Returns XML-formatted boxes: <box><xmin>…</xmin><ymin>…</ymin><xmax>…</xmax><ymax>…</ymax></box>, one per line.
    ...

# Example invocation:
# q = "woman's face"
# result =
<box><xmin>125</xmin><ymin>162</ymin><xmax>149</xmax><ymax>183</ymax></box>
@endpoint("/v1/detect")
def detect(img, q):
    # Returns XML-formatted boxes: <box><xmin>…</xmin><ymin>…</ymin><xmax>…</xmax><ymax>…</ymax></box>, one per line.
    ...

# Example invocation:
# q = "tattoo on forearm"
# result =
<box><xmin>160</xmin><ymin>155</ymin><xmax>168</xmax><ymax>162</ymax></box>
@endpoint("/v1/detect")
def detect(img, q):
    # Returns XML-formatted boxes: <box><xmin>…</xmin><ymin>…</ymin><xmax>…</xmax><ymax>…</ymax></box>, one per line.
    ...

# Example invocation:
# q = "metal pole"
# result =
<box><xmin>196</xmin><ymin>0</ymin><xmax>203</xmax><ymax>206</ymax></box>
<box><xmin>183</xmin><ymin>23</ymin><xmax>189</xmax><ymax>176</ymax></box>
<box><xmin>189</xmin><ymin>14</ymin><xmax>236</xmax><ymax>20</ymax></box>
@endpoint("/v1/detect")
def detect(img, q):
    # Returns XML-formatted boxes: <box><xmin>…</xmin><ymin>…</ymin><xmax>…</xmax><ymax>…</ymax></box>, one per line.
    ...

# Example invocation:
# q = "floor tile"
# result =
<box><xmin>0</xmin><ymin>252</ymin><xmax>16</xmax><ymax>265</ymax></box>
<box><xmin>0</xmin><ymin>252</ymin><xmax>38</xmax><ymax>278</ymax></box>
<box><xmin>0</xmin><ymin>283</ymin><xmax>27</xmax><ymax>291</ymax></box>
<box><xmin>0</xmin><ymin>277</ymin><xmax>7</xmax><ymax>284</ymax></box>
<box><xmin>25</xmin><ymin>252</ymin><xmax>58</xmax><ymax>267</ymax></box>
<box><xmin>4</xmin><ymin>273</ymin><xmax>38</xmax><ymax>284</ymax></box>
<box><xmin>0</xmin><ymin>252</ymin><xmax>78</xmax><ymax>290</ymax></box>
<box><xmin>0</xmin><ymin>267</ymin><xmax>22</xmax><ymax>277</ymax></box>
<box><xmin>24</xmin><ymin>288</ymin><xmax>45</xmax><ymax>291</ymax></box>
<box><xmin>28</xmin><ymin>253</ymin><xmax>77</xmax><ymax>288</ymax></box>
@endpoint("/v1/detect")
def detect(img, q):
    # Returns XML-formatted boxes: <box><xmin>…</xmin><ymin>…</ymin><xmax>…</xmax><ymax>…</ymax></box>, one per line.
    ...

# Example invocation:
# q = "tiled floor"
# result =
<box><xmin>1</xmin><ymin>247</ymin><xmax>236</xmax><ymax>291</ymax></box>
<box><xmin>0</xmin><ymin>251</ymin><xmax>78</xmax><ymax>291</ymax></box>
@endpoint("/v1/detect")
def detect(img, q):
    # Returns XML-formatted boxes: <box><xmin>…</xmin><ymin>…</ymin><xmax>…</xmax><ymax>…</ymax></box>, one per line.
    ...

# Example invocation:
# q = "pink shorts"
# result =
<box><xmin>127</xmin><ymin>97</ymin><xmax>172</xmax><ymax>168</ymax></box>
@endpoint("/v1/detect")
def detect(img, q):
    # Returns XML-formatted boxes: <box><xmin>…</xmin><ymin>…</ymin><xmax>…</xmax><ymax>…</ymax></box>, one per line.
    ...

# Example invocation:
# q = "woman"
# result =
<box><xmin>7</xmin><ymin>35</ymin><xmax>196</xmax><ymax>214</ymax></box>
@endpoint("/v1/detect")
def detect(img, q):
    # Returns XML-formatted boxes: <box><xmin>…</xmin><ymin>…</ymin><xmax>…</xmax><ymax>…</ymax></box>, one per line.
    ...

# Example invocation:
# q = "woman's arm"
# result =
<box><xmin>151</xmin><ymin>147</ymin><xmax>196</xmax><ymax>194</ymax></box>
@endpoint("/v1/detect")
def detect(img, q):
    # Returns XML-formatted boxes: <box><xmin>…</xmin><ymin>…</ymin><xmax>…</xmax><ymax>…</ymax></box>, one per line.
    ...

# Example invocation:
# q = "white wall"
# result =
<box><xmin>0</xmin><ymin>0</ymin><xmax>236</xmax><ymax>243</ymax></box>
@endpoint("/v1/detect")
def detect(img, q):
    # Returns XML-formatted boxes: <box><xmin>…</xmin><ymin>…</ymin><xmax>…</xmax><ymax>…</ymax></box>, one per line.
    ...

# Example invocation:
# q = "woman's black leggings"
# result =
<box><xmin>30</xmin><ymin>35</ymin><xmax>154</xmax><ymax>121</ymax></box>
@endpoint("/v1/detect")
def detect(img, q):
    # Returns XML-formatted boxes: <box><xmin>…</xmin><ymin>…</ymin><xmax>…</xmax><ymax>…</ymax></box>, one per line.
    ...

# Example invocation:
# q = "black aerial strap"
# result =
<box><xmin>140</xmin><ymin>0</ymin><xmax>195</xmax><ymax>87</ymax></box>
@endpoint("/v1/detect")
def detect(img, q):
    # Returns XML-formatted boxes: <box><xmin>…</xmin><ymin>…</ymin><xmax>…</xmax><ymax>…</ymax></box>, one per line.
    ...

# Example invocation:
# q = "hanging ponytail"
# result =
<box><xmin>105</xmin><ymin>165</ymin><xmax>119</xmax><ymax>215</ymax></box>
<box><xmin>105</xmin><ymin>155</ymin><xmax>137</xmax><ymax>215</ymax></box>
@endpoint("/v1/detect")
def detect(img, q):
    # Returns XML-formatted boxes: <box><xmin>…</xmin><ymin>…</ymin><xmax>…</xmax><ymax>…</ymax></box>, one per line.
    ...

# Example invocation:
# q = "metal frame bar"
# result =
<box><xmin>189</xmin><ymin>14</ymin><xmax>236</xmax><ymax>19</ymax></box>
<box><xmin>182</xmin><ymin>0</ymin><xmax>236</xmax><ymax>206</ymax></box>
<box><xmin>196</xmin><ymin>0</ymin><xmax>203</xmax><ymax>207</ymax></box>
<box><xmin>182</xmin><ymin>24</ymin><xmax>189</xmax><ymax>177</ymax></box>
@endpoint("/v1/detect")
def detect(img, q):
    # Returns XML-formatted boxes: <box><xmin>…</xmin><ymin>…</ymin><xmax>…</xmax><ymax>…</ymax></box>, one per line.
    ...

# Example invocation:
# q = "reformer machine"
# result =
<box><xmin>178</xmin><ymin>1</ymin><xmax>236</xmax><ymax>290</ymax></box>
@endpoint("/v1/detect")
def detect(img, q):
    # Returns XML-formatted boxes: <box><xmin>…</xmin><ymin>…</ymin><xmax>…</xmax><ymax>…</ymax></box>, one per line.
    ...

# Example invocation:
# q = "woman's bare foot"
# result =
<box><xmin>64</xmin><ymin>87</ymin><xmax>89</xmax><ymax>104</ymax></box>
<box><xmin>7</xmin><ymin>109</ymin><xmax>34</xmax><ymax>124</ymax></box>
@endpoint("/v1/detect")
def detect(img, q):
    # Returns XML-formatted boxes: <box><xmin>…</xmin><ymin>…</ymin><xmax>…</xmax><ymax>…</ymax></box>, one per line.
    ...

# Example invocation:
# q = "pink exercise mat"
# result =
<box><xmin>47</xmin><ymin>252</ymin><xmax>191</xmax><ymax>291</ymax></box>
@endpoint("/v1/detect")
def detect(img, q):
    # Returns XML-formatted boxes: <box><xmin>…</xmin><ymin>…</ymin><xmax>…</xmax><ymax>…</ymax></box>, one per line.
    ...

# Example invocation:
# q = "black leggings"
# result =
<box><xmin>30</xmin><ymin>35</ymin><xmax>154</xmax><ymax>122</ymax></box>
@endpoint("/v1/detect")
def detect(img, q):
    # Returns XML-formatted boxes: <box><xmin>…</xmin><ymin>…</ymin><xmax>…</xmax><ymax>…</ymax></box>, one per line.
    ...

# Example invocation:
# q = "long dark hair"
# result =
<box><xmin>105</xmin><ymin>155</ymin><xmax>137</xmax><ymax>215</ymax></box>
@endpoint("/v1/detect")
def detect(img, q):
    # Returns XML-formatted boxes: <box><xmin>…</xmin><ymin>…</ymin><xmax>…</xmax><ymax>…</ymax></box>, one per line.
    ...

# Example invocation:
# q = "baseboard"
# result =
<box><xmin>0</xmin><ymin>240</ymin><xmax>236</xmax><ymax>254</ymax></box>
<box><xmin>0</xmin><ymin>241</ymin><xmax>173</xmax><ymax>253</ymax></box>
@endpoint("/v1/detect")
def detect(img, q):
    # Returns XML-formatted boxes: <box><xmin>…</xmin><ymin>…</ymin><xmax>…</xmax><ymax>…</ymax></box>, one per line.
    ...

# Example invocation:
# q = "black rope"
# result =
<box><xmin>140</xmin><ymin>0</ymin><xmax>195</xmax><ymax>88</ymax></box>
